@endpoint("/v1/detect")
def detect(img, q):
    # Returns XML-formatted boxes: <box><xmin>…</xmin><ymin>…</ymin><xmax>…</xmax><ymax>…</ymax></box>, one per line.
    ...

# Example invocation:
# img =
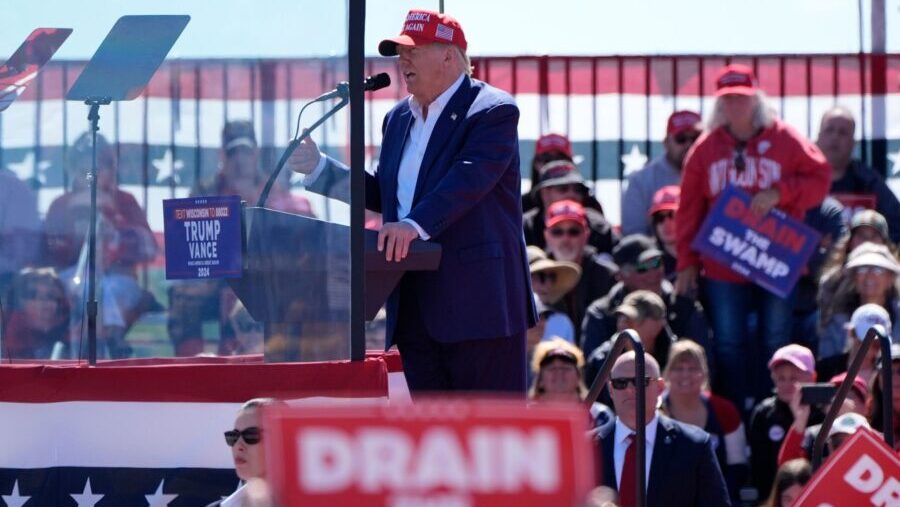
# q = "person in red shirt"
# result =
<box><xmin>675</xmin><ymin>64</ymin><xmax>830</xmax><ymax>415</ymax></box>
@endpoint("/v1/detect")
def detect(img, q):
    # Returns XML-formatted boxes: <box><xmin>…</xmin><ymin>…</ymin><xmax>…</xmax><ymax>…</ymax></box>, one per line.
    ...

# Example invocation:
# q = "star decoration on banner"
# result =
<box><xmin>145</xmin><ymin>479</ymin><xmax>178</xmax><ymax>506</ymax></box>
<box><xmin>1</xmin><ymin>480</ymin><xmax>31</xmax><ymax>507</ymax></box>
<box><xmin>70</xmin><ymin>479</ymin><xmax>104</xmax><ymax>507</ymax></box>
<box><xmin>152</xmin><ymin>148</ymin><xmax>184</xmax><ymax>184</ymax></box>
<box><xmin>7</xmin><ymin>152</ymin><xmax>51</xmax><ymax>185</ymax></box>
<box><xmin>888</xmin><ymin>147</ymin><xmax>900</xmax><ymax>176</ymax></box>
<box><xmin>620</xmin><ymin>144</ymin><xmax>648</xmax><ymax>177</ymax></box>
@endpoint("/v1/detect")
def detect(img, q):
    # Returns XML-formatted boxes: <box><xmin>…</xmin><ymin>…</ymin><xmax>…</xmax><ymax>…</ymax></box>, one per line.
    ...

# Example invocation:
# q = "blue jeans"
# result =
<box><xmin>702</xmin><ymin>278</ymin><xmax>796</xmax><ymax>415</ymax></box>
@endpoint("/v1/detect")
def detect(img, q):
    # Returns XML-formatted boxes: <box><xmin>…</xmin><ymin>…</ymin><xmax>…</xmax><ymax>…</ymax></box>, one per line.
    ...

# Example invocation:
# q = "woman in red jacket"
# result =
<box><xmin>675</xmin><ymin>64</ymin><xmax>830</xmax><ymax>415</ymax></box>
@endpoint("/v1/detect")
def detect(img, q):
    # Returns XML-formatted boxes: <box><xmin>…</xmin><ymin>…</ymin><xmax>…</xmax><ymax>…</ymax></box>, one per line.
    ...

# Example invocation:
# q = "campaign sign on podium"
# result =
<box><xmin>792</xmin><ymin>428</ymin><xmax>900</xmax><ymax>507</ymax></box>
<box><xmin>163</xmin><ymin>195</ymin><xmax>242</xmax><ymax>279</ymax></box>
<box><xmin>263</xmin><ymin>399</ymin><xmax>596</xmax><ymax>507</ymax></box>
<box><xmin>691</xmin><ymin>185</ymin><xmax>821</xmax><ymax>298</ymax></box>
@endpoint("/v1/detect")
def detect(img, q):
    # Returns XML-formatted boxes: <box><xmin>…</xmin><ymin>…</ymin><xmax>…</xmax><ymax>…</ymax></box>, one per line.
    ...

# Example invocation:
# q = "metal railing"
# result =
<box><xmin>812</xmin><ymin>325</ymin><xmax>894</xmax><ymax>469</ymax></box>
<box><xmin>585</xmin><ymin>328</ymin><xmax>647</xmax><ymax>507</ymax></box>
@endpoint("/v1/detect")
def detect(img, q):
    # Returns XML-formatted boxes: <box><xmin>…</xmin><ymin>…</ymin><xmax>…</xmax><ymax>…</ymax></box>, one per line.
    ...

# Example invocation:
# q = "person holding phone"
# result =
<box><xmin>777</xmin><ymin>372</ymin><xmax>870</xmax><ymax>466</ymax></box>
<box><xmin>748</xmin><ymin>344</ymin><xmax>823</xmax><ymax>500</ymax></box>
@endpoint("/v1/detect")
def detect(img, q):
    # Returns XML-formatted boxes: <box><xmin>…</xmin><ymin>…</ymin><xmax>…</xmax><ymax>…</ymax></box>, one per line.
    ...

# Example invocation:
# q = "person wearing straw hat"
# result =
<box><xmin>527</xmin><ymin>249</ymin><xmax>581</xmax><ymax>346</ymax></box>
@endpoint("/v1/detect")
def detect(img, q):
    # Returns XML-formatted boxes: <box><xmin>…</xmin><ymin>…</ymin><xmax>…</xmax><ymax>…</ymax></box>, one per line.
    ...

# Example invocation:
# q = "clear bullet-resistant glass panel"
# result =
<box><xmin>0</xmin><ymin>1</ymin><xmax>351</xmax><ymax>362</ymax></box>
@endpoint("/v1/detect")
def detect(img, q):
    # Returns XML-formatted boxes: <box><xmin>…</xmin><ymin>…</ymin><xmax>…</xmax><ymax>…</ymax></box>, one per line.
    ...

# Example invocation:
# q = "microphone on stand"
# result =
<box><xmin>311</xmin><ymin>73</ymin><xmax>391</xmax><ymax>103</ymax></box>
<box><xmin>292</xmin><ymin>73</ymin><xmax>391</xmax><ymax>141</ymax></box>
<box><xmin>259</xmin><ymin>73</ymin><xmax>392</xmax><ymax>208</ymax></box>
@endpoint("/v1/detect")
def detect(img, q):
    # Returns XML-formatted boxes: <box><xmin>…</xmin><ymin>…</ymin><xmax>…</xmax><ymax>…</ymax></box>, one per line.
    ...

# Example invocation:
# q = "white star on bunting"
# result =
<box><xmin>888</xmin><ymin>147</ymin><xmax>900</xmax><ymax>176</ymax></box>
<box><xmin>70</xmin><ymin>479</ymin><xmax>104</xmax><ymax>507</ymax></box>
<box><xmin>620</xmin><ymin>144</ymin><xmax>648</xmax><ymax>177</ymax></box>
<box><xmin>145</xmin><ymin>479</ymin><xmax>178</xmax><ymax>506</ymax></box>
<box><xmin>1</xmin><ymin>480</ymin><xmax>30</xmax><ymax>507</ymax></box>
<box><xmin>7</xmin><ymin>152</ymin><xmax>51</xmax><ymax>184</ymax></box>
<box><xmin>152</xmin><ymin>148</ymin><xmax>184</xmax><ymax>184</ymax></box>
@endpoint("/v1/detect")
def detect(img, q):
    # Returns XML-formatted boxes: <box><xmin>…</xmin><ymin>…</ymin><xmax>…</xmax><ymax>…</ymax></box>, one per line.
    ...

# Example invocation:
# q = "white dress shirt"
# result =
<box><xmin>219</xmin><ymin>483</ymin><xmax>245</xmax><ymax>506</ymax></box>
<box><xmin>613</xmin><ymin>415</ymin><xmax>659</xmax><ymax>491</ymax></box>
<box><xmin>394</xmin><ymin>72</ymin><xmax>465</xmax><ymax>239</ymax></box>
<box><xmin>303</xmin><ymin>73</ymin><xmax>466</xmax><ymax>241</ymax></box>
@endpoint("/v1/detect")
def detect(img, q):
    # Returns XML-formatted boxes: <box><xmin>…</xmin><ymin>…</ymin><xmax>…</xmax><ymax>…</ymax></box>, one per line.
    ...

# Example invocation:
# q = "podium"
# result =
<box><xmin>227</xmin><ymin>207</ymin><xmax>441</xmax><ymax>362</ymax></box>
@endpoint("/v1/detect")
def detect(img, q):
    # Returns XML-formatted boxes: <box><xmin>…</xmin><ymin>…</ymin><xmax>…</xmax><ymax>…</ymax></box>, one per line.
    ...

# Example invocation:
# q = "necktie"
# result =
<box><xmin>619</xmin><ymin>433</ymin><xmax>636</xmax><ymax>507</ymax></box>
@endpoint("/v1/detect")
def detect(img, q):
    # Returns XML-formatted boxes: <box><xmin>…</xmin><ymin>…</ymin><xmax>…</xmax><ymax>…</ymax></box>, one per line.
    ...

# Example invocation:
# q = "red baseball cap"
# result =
<box><xmin>379</xmin><ymin>10</ymin><xmax>468</xmax><ymax>57</ymax></box>
<box><xmin>829</xmin><ymin>373</ymin><xmax>869</xmax><ymax>403</ymax></box>
<box><xmin>648</xmin><ymin>185</ymin><xmax>681</xmax><ymax>216</ymax></box>
<box><xmin>715</xmin><ymin>64</ymin><xmax>758</xmax><ymax>97</ymax></box>
<box><xmin>545</xmin><ymin>200</ymin><xmax>587</xmax><ymax>229</ymax></box>
<box><xmin>535</xmin><ymin>133</ymin><xmax>574</xmax><ymax>159</ymax></box>
<box><xmin>666</xmin><ymin>110</ymin><xmax>702</xmax><ymax>136</ymax></box>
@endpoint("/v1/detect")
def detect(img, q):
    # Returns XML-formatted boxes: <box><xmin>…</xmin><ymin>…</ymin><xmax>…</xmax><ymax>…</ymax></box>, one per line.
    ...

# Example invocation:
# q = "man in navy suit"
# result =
<box><xmin>289</xmin><ymin>9</ymin><xmax>535</xmax><ymax>394</ymax></box>
<box><xmin>597</xmin><ymin>351</ymin><xmax>730</xmax><ymax>506</ymax></box>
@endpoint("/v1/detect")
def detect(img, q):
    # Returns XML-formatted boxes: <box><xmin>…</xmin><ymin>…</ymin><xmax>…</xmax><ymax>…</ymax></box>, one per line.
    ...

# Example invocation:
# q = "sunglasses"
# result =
<box><xmin>533</xmin><ymin>271</ymin><xmax>558</xmax><ymax>284</ymax></box>
<box><xmin>224</xmin><ymin>427</ymin><xmax>261</xmax><ymax>446</ymax></box>
<box><xmin>734</xmin><ymin>141</ymin><xmax>747</xmax><ymax>173</ymax></box>
<box><xmin>549</xmin><ymin>226</ymin><xmax>584</xmax><ymax>238</ymax></box>
<box><xmin>673</xmin><ymin>133</ymin><xmax>699</xmax><ymax>145</ymax></box>
<box><xmin>610</xmin><ymin>377</ymin><xmax>654</xmax><ymax>390</ymax></box>
<box><xmin>630</xmin><ymin>256</ymin><xmax>663</xmax><ymax>274</ymax></box>
<box><xmin>652</xmin><ymin>211</ymin><xmax>675</xmax><ymax>224</ymax></box>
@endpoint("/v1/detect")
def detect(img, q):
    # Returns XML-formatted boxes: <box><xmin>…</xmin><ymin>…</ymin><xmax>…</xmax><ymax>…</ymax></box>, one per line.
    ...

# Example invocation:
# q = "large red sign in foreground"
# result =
<box><xmin>263</xmin><ymin>399</ymin><xmax>596</xmax><ymax>507</ymax></box>
<box><xmin>793</xmin><ymin>428</ymin><xmax>900</xmax><ymax>507</ymax></box>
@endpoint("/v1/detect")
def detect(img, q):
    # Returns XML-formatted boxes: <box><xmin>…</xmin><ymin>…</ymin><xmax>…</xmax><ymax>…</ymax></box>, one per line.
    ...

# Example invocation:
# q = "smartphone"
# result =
<box><xmin>800</xmin><ymin>383</ymin><xmax>837</xmax><ymax>406</ymax></box>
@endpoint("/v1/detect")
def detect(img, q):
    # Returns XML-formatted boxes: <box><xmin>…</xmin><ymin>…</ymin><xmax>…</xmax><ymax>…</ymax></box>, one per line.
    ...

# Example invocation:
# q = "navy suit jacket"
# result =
<box><xmin>309</xmin><ymin>75</ymin><xmax>536</xmax><ymax>346</ymax></box>
<box><xmin>598</xmin><ymin>415</ymin><xmax>731</xmax><ymax>507</ymax></box>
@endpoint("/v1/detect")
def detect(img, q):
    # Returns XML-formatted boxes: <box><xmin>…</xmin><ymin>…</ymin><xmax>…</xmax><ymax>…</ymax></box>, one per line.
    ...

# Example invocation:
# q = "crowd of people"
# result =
<box><xmin>523</xmin><ymin>64</ymin><xmax>900</xmax><ymax>505</ymax></box>
<box><xmin>0</xmin><ymin>119</ymin><xmax>311</xmax><ymax>360</ymax></box>
<box><xmin>1</xmin><ymin>16</ymin><xmax>899</xmax><ymax>504</ymax></box>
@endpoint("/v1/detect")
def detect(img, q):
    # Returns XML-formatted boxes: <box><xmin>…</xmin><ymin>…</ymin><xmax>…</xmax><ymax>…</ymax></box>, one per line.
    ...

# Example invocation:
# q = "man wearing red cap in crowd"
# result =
<box><xmin>524</xmin><ymin>159</ymin><xmax>618</xmax><ymax>255</ymax></box>
<box><xmin>621</xmin><ymin>110</ymin><xmax>702</xmax><ymax>236</ymax></box>
<box><xmin>675</xmin><ymin>64</ymin><xmax>830</xmax><ymax>415</ymax></box>
<box><xmin>542</xmin><ymin>199</ymin><xmax>617</xmax><ymax>342</ymax></box>
<box><xmin>648</xmin><ymin>185</ymin><xmax>680</xmax><ymax>281</ymax></box>
<box><xmin>289</xmin><ymin>10</ymin><xmax>535</xmax><ymax>393</ymax></box>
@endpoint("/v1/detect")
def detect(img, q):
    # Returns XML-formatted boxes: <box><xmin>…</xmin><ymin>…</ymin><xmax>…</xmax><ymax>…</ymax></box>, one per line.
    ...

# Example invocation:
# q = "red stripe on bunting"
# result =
<box><xmin>0</xmin><ymin>357</ymin><xmax>388</xmax><ymax>403</ymax></box>
<box><xmin>10</xmin><ymin>55</ymin><xmax>900</xmax><ymax>101</ymax></box>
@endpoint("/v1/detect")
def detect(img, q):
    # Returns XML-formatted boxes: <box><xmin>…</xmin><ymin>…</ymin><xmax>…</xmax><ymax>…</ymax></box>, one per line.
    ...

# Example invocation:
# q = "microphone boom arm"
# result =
<box><xmin>257</xmin><ymin>95</ymin><xmax>349</xmax><ymax>208</ymax></box>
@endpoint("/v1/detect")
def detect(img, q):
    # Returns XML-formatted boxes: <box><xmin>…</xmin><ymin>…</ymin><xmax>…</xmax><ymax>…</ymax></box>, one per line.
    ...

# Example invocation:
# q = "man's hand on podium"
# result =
<box><xmin>379</xmin><ymin>221</ymin><xmax>419</xmax><ymax>262</ymax></box>
<box><xmin>287</xmin><ymin>129</ymin><xmax>321</xmax><ymax>175</ymax></box>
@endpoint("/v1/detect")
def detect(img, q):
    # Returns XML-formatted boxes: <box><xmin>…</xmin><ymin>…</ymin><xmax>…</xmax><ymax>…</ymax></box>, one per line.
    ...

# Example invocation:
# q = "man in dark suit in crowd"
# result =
<box><xmin>597</xmin><ymin>352</ymin><xmax>730</xmax><ymax>507</ymax></box>
<box><xmin>289</xmin><ymin>9</ymin><xmax>535</xmax><ymax>393</ymax></box>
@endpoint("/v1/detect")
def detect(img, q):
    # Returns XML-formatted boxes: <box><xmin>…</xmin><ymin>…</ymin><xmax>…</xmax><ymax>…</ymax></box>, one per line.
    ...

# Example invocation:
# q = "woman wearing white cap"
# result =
<box><xmin>818</xmin><ymin>242</ymin><xmax>900</xmax><ymax>363</ymax></box>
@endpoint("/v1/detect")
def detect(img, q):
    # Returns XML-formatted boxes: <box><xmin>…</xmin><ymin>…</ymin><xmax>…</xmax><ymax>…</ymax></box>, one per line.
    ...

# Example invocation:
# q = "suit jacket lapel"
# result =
<box><xmin>647</xmin><ymin>416</ymin><xmax>677</xmax><ymax>506</ymax></box>
<box><xmin>599</xmin><ymin>425</ymin><xmax>617</xmax><ymax>488</ymax></box>
<box><xmin>412</xmin><ymin>75</ymin><xmax>473</xmax><ymax>204</ymax></box>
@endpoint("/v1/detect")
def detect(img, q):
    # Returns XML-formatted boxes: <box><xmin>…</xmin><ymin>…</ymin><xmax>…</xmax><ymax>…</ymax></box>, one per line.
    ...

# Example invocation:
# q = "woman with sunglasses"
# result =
<box><xmin>675</xmin><ymin>64</ymin><xmax>830</xmax><ymax>415</ymax></box>
<box><xmin>212</xmin><ymin>398</ymin><xmax>285</xmax><ymax>507</ymax></box>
